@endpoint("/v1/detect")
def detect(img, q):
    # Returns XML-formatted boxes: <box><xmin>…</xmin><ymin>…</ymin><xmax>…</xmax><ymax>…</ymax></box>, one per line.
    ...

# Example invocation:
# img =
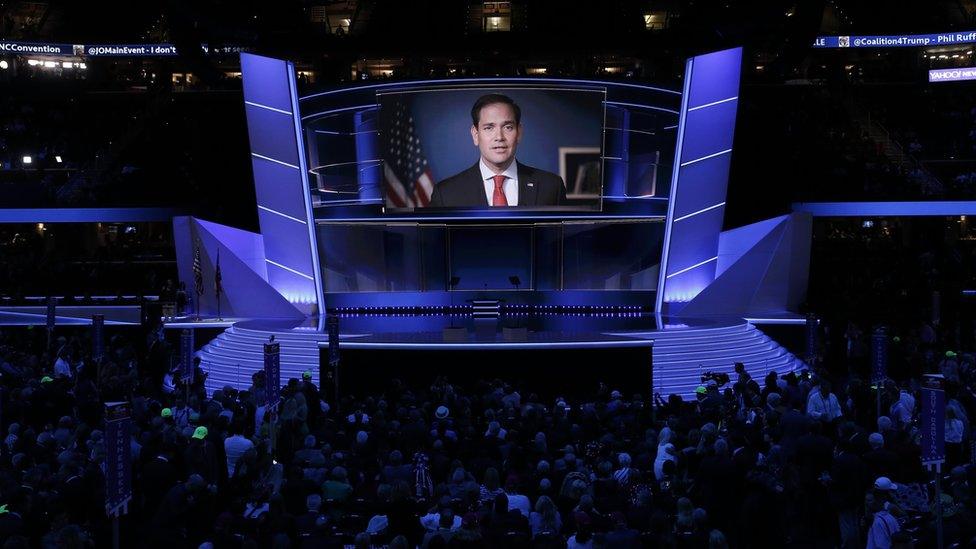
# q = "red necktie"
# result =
<box><xmin>492</xmin><ymin>174</ymin><xmax>508</xmax><ymax>207</ymax></box>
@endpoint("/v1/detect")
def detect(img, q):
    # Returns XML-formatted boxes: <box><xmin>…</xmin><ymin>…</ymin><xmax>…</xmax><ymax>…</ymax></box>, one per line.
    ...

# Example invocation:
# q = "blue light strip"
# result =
<box><xmin>251</xmin><ymin>152</ymin><xmax>299</xmax><ymax>170</ymax></box>
<box><xmin>299</xmin><ymin>77</ymin><xmax>680</xmax><ymax>102</ymax></box>
<box><xmin>313</xmin><ymin>199</ymin><xmax>385</xmax><ymax>206</ymax></box>
<box><xmin>308</xmin><ymin>159</ymin><xmax>382</xmax><ymax>170</ymax></box>
<box><xmin>604</xmin><ymin>101</ymin><xmax>679</xmax><ymax>114</ymax></box>
<box><xmin>15</xmin><ymin>295</ymin><xmax>158</xmax><ymax>301</ymax></box>
<box><xmin>314</xmin><ymin>129</ymin><xmax>378</xmax><ymax>136</ymax></box>
<box><xmin>744</xmin><ymin>317</ymin><xmax>808</xmax><ymax>325</ymax></box>
<box><xmin>288</xmin><ymin>61</ymin><xmax>327</xmax><ymax>315</ymax></box>
<box><xmin>266</xmin><ymin>258</ymin><xmax>315</xmax><ymax>281</ymax></box>
<box><xmin>792</xmin><ymin>201</ymin><xmax>976</xmax><ymax>217</ymax></box>
<box><xmin>257</xmin><ymin>205</ymin><xmax>307</xmax><ymax>225</ymax></box>
<box><xmin>0</xmin><ymin>310</ymin><xmax>139</xmax><ymax>326</ymax></box>
<box><xmin>672</xmin><ymin>201</ymin><xmax>725</xmax><ymax>223</ymax></box>
<box><xmin>679</xmin><ymin>148</ymin><xmax>733</xmax><ymax>167</ymax></box>
<box><xmin>0</xmin><ymin>208</ymin><xmax>181</xmax><ymax>223</ymax></box>
<box><xmin>163</xmin><ymin>320</ymin><xmax>236</xmax><ymax>329</ymax></box>
<box><xmin>244</xmin><ymin>101</ymin><xmax>293</xmax><ymax>115</ymax></box>
<box><xmin>300</xmin><ymin>104</ymin><xmax>379</xmax><ymax>122</ymax></box>
<box><xmin>665</xmin><ymin>255</ymin><xmax>718</xmax><ymax>279</ymax></box>
<box><xmin>687</xmin><ymin>96</ymin><xmax>738</xmax><ymax>111</ymax></box>
<box><xmin>604</xmin><ymin>127</ymin><xmax>657</xmax><ymax>136</ymax></box>
<box><xmin>655</xmin><ymin>56</ymin><xmax>695</xmax><ymax>313</ymax></box>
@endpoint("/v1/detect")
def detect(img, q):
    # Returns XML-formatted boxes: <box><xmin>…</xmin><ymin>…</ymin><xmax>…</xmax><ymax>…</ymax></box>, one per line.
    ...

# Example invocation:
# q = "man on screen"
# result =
<box><xmin>429</xmin><ymin>93</ymin><xmax>567</xmax><ymax>208</ymax></box>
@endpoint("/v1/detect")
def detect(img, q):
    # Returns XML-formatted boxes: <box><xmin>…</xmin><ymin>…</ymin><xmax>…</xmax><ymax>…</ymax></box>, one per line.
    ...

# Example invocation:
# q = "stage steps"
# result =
<box><xmin>470</xmin><ymin>300</ymin><xmax>501</xmax><ymax>318</ymax></box>
<box><xmin>197</xmin><ymin>319</ymin><xmax>801</xmax><ymax>399</ymax></box>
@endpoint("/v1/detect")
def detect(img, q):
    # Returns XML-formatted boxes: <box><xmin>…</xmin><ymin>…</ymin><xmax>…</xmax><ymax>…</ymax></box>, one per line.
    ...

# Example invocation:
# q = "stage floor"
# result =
<box><xmin>0</xmin><ymin>305</ymin><xmax>142</xmax><ymax>326</ymax></box>
<box><xmin>194</xmin><ymin>313</ymin><xmax>803</xmax><ymax>399</ymax></box>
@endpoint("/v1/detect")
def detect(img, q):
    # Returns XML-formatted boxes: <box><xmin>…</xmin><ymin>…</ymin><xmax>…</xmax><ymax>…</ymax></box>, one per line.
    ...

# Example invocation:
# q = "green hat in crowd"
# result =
<box><xmin>192</xmin><ymin>426</ymin><xmax>208</xmax><ymax>440</ymax></box>
<box><xmin>40</xmin><ymin>376</ymin><xmax>53</xmax><ymax>384</ymax></box>
<box><xmin>161</xmin><ymin>408</ymin><xmax>173</xmax><ymax>418</ymax></box>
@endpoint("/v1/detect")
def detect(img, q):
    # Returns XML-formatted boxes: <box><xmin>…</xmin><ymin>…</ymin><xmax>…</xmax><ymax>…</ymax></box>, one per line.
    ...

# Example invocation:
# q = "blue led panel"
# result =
<box><xmin>657</xmin><ymin>47</ymin><xmax>743</xmax><ymax>314</ymax></box>
<box><xmin>241</xmin><ymin>53</ymin><xmax>324</xmax><ymax>313</ymax></box>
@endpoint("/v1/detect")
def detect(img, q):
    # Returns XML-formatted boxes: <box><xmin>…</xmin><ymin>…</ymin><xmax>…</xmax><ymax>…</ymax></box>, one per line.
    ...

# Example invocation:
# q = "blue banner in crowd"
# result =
<box><xmin>871</xmin><ymin>328</ymin><xmax>887</xmax><ymax>383</ymax></box>
<box><xmin>46</xmin><ymin>297</ymin><xmax>56</xmax><ymax>330</ymax></box>
<box><xmin>92</xmin><ymin>314</ymin><xmax>105</xmax><ymax>360</ymax></box>
<box><xmin>264</xmin><ymin>342</ymin><xmax>280</xmax><ymax>408</ymax></box>
<box><xmin>814</xmin><ymin>31</ymin><xmax>976</xmax><ymax>48</ymax></box>
<box><xmin>929</xmin><ymin>67</ymin><xmax>976</xmax><ymax>82</ymax></box>
<box><xmin>921</xmin><ymin>375</ymin><xmax>946</xmax><ymax>468</ymax></box>
<box><xmin>180</xmin><ymin>329</ymin><xmax>194</xmax><ymax>383</ymax></box>
<box><xmin>805</xmin><ymin>314</ymin><xmax>817</xmax><ymax>363</ymax></box>
<box><xmin>104</xmin><ymin>402</ymin><xmax>133</xmax><ymax>516</ymax></box>
<box><xmin>327</xmin><ymin>315</ymin><xmax>340</xmax><ymax>366</ymax></box>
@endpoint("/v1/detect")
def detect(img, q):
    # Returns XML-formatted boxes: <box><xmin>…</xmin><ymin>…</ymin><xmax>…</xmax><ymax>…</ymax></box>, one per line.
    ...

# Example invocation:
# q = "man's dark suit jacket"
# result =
<box><xmin>429</xmin><ymin>161</ymin><xmax>567</xmax><ymax>208</ymax></box>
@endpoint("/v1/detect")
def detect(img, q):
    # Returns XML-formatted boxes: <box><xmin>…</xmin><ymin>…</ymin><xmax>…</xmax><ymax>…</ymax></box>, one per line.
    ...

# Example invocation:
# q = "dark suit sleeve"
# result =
<box><xmin>556</xmin><ymin>175</ymin><xmax>567</xmax><ymax>205</ymax></box>
<box><xmin>542</xmin><ymin>172</ymin><xmax>567</xmax><ymax>206</ymax></box>
<box><xmin>429</xmin><ymin>184</ymin><xmax>444</xmax><ymax>207</ymax></box>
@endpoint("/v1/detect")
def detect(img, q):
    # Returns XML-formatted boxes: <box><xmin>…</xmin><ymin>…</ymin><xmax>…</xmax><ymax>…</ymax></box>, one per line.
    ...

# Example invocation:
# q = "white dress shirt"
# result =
<box><xmin>867</xmin><ymin>510</ymin><xmax>899</xmax><ymax>549</ymax></box>
<box><xmin>480</xmin><ymin>159</ymin><xmax>519</xmax><ymax>206</ymax></box>
<box><xmin>54</xmin><ymin>357</ymin><xmax>73</xmax><ymax>378</ymax></box>
<box><xmin>225</xmin><ymin>434</ymin><xmax>255</xmax><ymax>476</ymax></box>
<box><xmin>806</xmin><ymin>389</ymin><xmax>843</xmax><ymax>421</ymax></box>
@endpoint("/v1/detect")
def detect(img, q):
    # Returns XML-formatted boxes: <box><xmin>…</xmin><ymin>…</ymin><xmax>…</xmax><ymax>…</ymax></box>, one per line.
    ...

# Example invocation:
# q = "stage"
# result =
<box><xmin>0</xmin><ymin>304</ymin><xmax>142</xmax><ymax>326</ymax></box>
<box><xmin>173</xmin><ymin>50</ymin><xmax>811</xmax><ymax>402</ymax></box>
<box><xmin>191</xmin><ymin>312</ymin><xmax>802</xmax><ymax>399</ymax></box>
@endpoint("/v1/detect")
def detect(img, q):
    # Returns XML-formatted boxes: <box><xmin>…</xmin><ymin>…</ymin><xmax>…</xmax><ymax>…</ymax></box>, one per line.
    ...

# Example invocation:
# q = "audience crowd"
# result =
<box><xmin>0</xmin><ymin>301</ymin><xmax>972</xmax><ymax>548</ymax></box>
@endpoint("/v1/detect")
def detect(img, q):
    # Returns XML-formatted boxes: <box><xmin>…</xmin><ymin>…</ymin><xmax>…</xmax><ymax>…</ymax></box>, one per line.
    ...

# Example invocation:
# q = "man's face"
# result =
<box><xmin>471</xmin><ymin>102</ymin><xmax>521</xmax><ymax>171</ymax></box>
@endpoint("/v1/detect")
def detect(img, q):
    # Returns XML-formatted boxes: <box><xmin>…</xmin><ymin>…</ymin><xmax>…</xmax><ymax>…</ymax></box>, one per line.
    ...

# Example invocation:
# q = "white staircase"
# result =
<box><xmin>198</xmin><ymin>319</ymin><xmax>801</xmax><ymax>398</ymax></box>
<box><xmin>610</xmin><ymin>321</ymin><xmax>802</xmax><ymax>398</ymax></box>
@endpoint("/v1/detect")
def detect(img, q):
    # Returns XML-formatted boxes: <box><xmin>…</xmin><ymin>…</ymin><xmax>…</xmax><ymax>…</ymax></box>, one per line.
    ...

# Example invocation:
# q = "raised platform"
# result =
<box><xmin>0</xmin><ymin>305</ymin><xmax>142</xmax><ymax>326</ymax></box>
<box><xmin>196</xmin><ymin>314</ymin><xmax>802</xmax><ymax>398</ymax></box>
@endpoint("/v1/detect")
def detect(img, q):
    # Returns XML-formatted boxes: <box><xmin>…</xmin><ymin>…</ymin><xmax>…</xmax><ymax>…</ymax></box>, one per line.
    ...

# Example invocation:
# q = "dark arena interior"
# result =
<box><xmin>3</xmin><ymin>1</ymin><xmax>976</xmax><ymax>547</ymax></box>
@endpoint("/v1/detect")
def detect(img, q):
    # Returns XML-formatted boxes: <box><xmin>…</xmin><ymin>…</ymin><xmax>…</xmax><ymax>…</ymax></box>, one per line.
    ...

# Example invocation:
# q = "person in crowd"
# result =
<box><xmin>806</xmin><ymin>379</ymin><xmax>844</xmax><ymax>422</ymax></box>
<box><xmin>866</xmin><ymin>489</ymin><xmax>900</xmax><ymax>549</ymax></box>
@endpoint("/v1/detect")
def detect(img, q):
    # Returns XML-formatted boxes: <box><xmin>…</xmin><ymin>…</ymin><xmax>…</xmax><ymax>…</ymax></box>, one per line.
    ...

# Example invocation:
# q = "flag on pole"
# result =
<box><xmin>214</xmin><ymin>248</ymin><xmax>222</xmax><ymax>296</ymax></box>
<box><xmin>192</xmin><ymin>242</ymin><xmax>204</xmax><ymax>296</ymax></box>
<box><xmin>382</xmin><ymin>100</ymin><xmax>434</xmax><ymax>208</ymax></box>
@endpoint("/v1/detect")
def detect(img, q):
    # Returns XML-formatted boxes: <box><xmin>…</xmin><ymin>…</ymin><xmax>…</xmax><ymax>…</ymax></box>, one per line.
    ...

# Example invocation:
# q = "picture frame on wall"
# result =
<box><xmin>559</xmin><ymin>147</ymin><xmax>602</xmax><ymax>198</ymax></box>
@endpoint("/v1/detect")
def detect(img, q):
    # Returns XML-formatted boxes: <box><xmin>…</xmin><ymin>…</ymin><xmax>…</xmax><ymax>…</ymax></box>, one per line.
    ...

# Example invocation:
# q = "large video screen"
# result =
<box><xmin>377</xmin><ymin>87</ymin><xmax>606</xmax><ymax>212</ymax></box>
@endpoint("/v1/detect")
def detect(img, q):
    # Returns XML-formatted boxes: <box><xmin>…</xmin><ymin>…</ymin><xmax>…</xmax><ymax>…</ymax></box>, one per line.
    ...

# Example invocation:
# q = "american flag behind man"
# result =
<box><xmin>383</xmin><ymin>100</ymin><xmax>435</xmax><ymax>208</ymax></box>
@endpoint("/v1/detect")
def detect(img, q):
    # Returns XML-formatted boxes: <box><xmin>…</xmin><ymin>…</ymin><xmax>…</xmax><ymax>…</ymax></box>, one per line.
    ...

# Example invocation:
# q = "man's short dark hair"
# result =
<box><xmin>471</xmin><ymin>93</ymin><xmax>521</xmax><ymax>126</ymax></box>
